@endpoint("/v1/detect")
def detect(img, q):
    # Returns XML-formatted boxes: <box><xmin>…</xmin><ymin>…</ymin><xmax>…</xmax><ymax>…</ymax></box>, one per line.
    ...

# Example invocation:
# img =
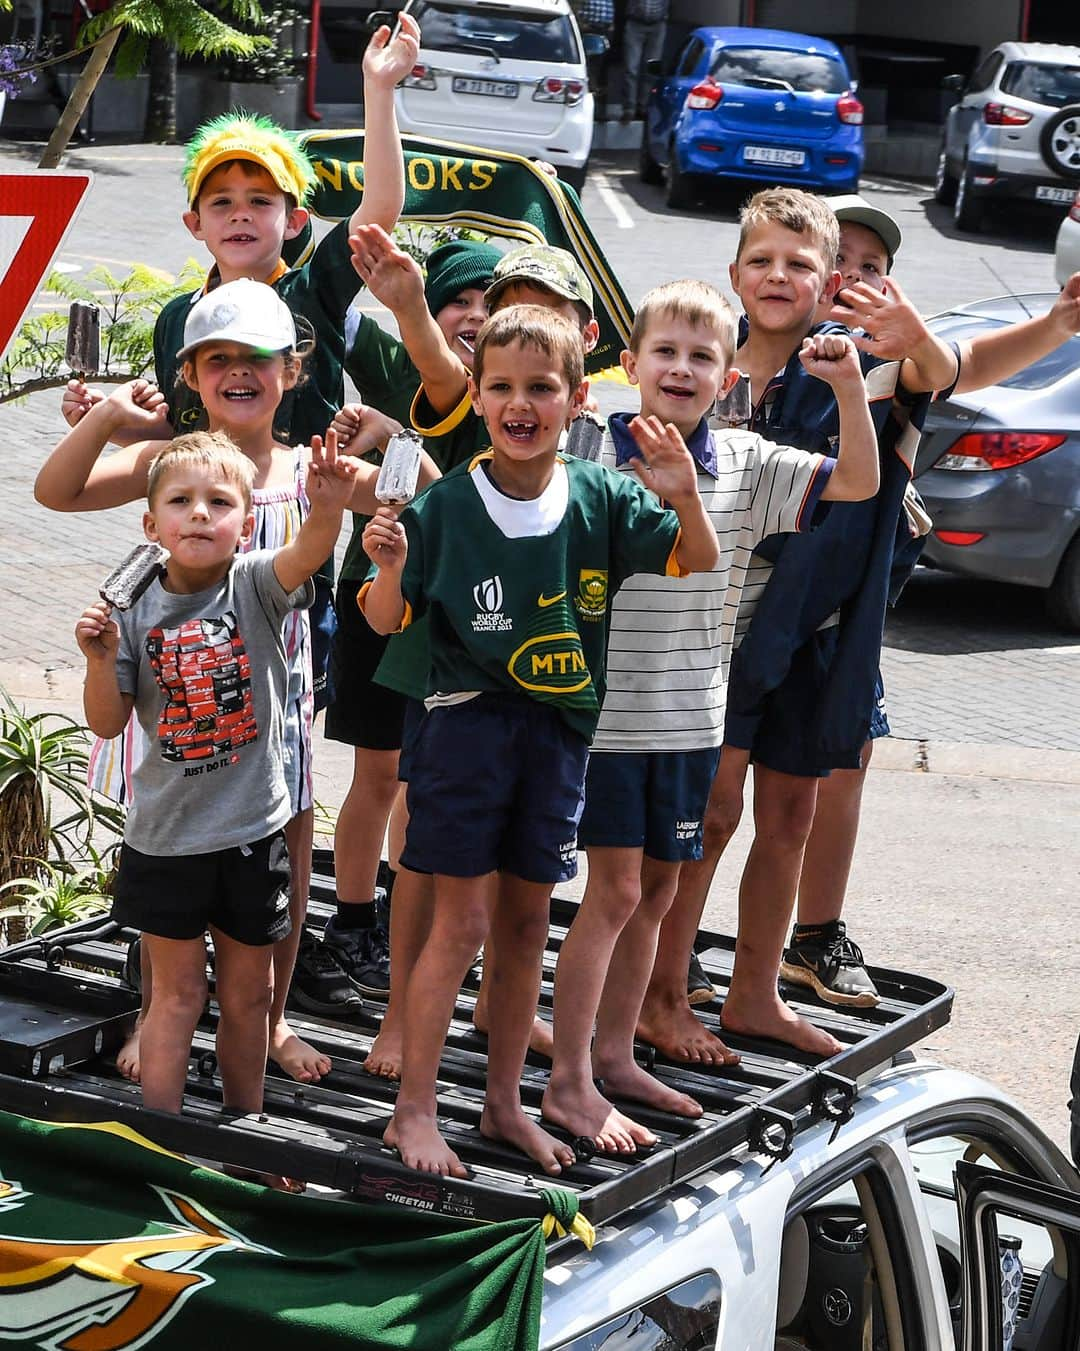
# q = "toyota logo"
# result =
<box><xmin>823</xmin><ymin>1288</ymin><xmax>853</xmax><ymax>1326</ymax></box>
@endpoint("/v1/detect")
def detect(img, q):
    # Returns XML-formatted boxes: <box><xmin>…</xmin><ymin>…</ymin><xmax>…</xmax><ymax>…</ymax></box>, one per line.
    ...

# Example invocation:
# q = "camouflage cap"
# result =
<box><xmin>485</xmin><ymin>243</ymin><xmax>594</xmax><ymax>315</ymax></box>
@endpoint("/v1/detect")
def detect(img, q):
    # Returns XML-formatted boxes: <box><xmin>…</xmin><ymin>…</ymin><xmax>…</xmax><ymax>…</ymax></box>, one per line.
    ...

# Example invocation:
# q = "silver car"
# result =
<box><xmin>935</xmin><ymin>41</ymin><xmax>1080</xmax><ymax>232</ymax></box>
<box><xmin>1057</xmin><ymin>188</ymin><xmax>1080</xmax><ymax>286</ymax></box>
<box><xmin>914</xmin><ymin>292</ymin><xmax>1080</xmax><ymax>629</ymax></box>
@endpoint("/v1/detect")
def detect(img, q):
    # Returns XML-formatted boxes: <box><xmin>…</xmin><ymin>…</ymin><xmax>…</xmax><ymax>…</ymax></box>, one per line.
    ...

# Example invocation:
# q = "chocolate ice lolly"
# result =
<box><xmin>375</xmin><ymin>429</ymin><xmax>423</xmax><ymax>505</ymax></box>
<box><xmin>100</xmin><ymin>543</ymin><xmax>168</xmax><ymax>611</ymax></box>
<box><xmin>65</xmin><ymin>301</ymin><xmax>101</xmax><ymax>377</ymax></box>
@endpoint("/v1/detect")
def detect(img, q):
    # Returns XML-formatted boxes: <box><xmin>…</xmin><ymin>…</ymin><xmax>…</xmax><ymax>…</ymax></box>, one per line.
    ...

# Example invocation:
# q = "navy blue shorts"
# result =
<box><xmin>868</xmin><ymin>671</ymin><xmax>890</xmax><ymax>740</ymax></box>
<box><xmin>310</xmin><ymin>576</ymin><xmax>337</xmax><ymax>714</ymax></box>
<box><xmin>397</xmin><ymin>697</ymin><xmax>427</xmax><ymax>783</ymax></box>
<box><xmin>578</xmin><ymin>747</ymin><xmax>721</xmax><ymax>862</ymax></box>
<box><xmin>324</xmin><ymin>579</ymin><xmax>407</xmax><ymax>751</ymax></box>
<box><xmin>401</xmin><ymin>693</ymin><xmax>587</xmax><ymax>883</ymax></box>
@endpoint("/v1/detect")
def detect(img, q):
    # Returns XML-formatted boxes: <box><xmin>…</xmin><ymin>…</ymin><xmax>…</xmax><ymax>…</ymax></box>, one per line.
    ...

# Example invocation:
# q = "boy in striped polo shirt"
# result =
<box><xmin>542</xmin><ymin>280</ymin><xmax>880</xmax><ymax>1153</ymax></box>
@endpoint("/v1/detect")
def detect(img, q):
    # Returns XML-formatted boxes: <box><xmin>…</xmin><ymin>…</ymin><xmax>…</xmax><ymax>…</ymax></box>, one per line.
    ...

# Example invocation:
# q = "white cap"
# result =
<box><xmin>177</xmin><ymin>278</ymin><xmax>296</xmax><ymax>360</ymax></box>
<box><xmin>826</xmin><ymin>194</ymin><xmax>903</xmax><ymax>262</ymax></box>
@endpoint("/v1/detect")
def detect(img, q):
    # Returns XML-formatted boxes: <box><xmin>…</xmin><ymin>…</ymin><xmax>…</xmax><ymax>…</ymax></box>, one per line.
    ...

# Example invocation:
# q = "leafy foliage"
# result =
<box><xmin>80</xmin><ymin>0</ymin><xmax>271</xmax><ymax>81</ymax></box>
<box><xmin>0</xmin><ymin>856</ymin><xmax>115</xmax><ymax>938</ymax></box>
<box><xmin>217</xmin><ymin>1</ymin><xmax>305</xmax><ymax>84</ymax></box>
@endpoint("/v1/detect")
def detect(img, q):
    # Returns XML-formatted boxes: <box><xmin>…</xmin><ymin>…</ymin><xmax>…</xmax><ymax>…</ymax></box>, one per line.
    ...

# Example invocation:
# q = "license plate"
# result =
<box><xmin>1035</xmin><ymin>184</ymin><xmax>1075</xmax><ymax>204</ymax></box>
<box><xmin>452</xmin><ymin>76</ymin><xmax>518</xmax><ymax>99</ymax></box>
<box><xmin>743</xmin><ymin>145</ymin><xmax>806</xmax><ymax>167</ymax></box>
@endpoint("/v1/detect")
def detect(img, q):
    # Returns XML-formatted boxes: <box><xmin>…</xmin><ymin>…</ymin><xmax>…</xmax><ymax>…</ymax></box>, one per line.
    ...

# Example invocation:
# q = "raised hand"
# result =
<box><xmin>349</xmin><ymin>223</ymin><xmax>426</xmax><ymax>313</ymax></box>
<box><xmin>626</xmin><ymin>414</ymin><xmax>699</xmax><ymax>504</ymax></box>
<box><xmin>363</xmin><ymin>11</ymin><xmax>421</xmax><ymax>89</ymax></box>
<box><xmin>308</xmin><ymin>428</ymin><xmax>362</xmax><ymax>511</ymax></box>
<box><xmin>75</xmin><ymin>600</ymin><xmax>119</xmax><ymax>662</ymax></box>
<box><xmin>363</xmin><ymin>505</ymin><xmax>407</xmax><ymax>572</ymax></box>
<box><xmin>798</xmin><ymin>331</ymin><xmax>863</xmax><ymax>388</ymax></box>
<box><xmin>1049</xmin><ymin>271</ymin><xmax>1080</xmax><ymax>337</ymax></box>
<box><xmin>62</xmin><ymin>379</ymin><xmax>106</xmax><ymax>428</ymax></box>
<box><xmin>827</xmin><ymin>276</ymin><xmax>930</xmax><ymax>360</ymax></box>
<box><xmin>105</xmin><ymin>379</ymin><xmax>171</xmax><ymax>434</ymax></box>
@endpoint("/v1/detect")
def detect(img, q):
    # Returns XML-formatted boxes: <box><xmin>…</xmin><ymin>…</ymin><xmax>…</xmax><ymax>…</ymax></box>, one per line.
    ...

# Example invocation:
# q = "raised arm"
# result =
<box><xmin>626</xmin><ymin>415</ymin><xmax>720</xmax><ymax>573</ymax></box>
<box><xmin>359</xmin><ymin>507</ymin><xmax>409</xmax><ymax>633</ymax></box>
<box><xmin>274</xmin><ymin>434</ymin><xmax>359</xmax><ymax>595</ymax></box>
<box><xmin>954</xmin><ymin>272</ymin><xmax>1080</xmax><ymax>394</ymax></box>
<box><xmin>348</xmin><ymin>14</ymin><xmax>420</xmax><ymax>235</ymax></box>
<box><xmin>349</xmin><ymin>224</ymin><xmax>470</xmax><ymax>416</ymax></box>
<box><xmin>35</xmin><ymin>381</ymin><xmax>169</xmax><ymax>511</ymax></box>
<box><xmin>829</xmin><ymin>277</ymin><xmax>959</xmax><ymax>394</ymax></box>
<box><xmin>75</xmin><ymin>600</ymin><xmax>134</xmax><ymax>738</ymax></box>
<box><xmin>799</xmin><ymin>333</ymin><xmax>880</xmax><ymax>502</ymax></box>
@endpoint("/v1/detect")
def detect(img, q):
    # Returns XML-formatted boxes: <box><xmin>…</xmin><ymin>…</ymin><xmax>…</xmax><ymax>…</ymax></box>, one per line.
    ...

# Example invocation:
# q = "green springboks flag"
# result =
<box><xmin>0</xmin><ymin>1111</ymin><xmax>590</xmax><ymax>1350</ymax></box>
<box><xmin>294</xmin><ymin>130</ymin><xmax>633</xmax><ymax>374</ymax></box>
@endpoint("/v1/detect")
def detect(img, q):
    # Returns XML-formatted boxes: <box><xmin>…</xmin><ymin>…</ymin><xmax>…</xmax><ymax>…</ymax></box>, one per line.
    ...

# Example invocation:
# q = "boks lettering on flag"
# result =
<box><xmin>0</xmin><ymin>1110</ymin><xmax>576</xmax><ymax>1350</ymax></box>
<box><xmin>289</xmin><ymin>131</ymin><xmax>632</xmax><ymax>375</ymax></box>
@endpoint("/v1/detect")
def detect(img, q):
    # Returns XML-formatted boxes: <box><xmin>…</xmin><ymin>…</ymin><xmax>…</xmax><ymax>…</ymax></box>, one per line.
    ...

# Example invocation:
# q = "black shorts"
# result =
<box><xmin>111</xmin><ymin>830</ymin><xmax>292</xmax><ymax>946</ymax></box>
<box><xmin>323</xmin><ymin>579</ymin><xmax>407</xmax><ymax>750</ymax></box>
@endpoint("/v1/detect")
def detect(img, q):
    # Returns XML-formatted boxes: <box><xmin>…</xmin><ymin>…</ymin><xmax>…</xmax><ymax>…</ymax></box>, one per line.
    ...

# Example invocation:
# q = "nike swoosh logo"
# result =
<box><xmin>538</xmin><ymin>591</ymin><xmax>566</xmax><ymax>608</ymax></box>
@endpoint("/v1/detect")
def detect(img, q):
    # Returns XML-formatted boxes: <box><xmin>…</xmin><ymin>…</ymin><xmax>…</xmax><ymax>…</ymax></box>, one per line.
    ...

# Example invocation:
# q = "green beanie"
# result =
<box><xmin>424</xmin><ymin>239</ymin><xmax>503</xmax><ymax>318</ymax></box>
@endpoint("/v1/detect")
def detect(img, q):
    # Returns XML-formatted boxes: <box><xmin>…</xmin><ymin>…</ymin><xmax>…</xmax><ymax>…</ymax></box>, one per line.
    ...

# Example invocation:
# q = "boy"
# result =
<box><xmin>360</xmin><ymin>306</ymin><xmax>719</xmax><ymax>1177</ymax></box>
<box><xmin>75</xmin><ymin>431</ymin><xmax>359</xmax><ymax>1125</ymax></box>
<box><xmin>542</xmin><ymin>280</ymin><xmax>879</xmax><ymax>1152</ymax></box>
<box><xmin>783</xmin><ymin>197</ymin><xmax>1080</xmax><ymax>1008</ymax></box>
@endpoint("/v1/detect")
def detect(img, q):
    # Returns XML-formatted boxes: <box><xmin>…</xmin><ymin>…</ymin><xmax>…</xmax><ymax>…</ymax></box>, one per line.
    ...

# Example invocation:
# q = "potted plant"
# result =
<box><xmin>207</xmin><ymin>3</ymin><xmax>306</xmax><ymax>125</ymax></box>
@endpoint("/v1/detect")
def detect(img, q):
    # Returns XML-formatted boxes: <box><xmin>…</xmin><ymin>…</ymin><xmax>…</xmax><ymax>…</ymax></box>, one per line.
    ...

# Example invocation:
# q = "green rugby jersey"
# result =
<box><xmin>368</xmin><ymin>452</ymin><xmax>685</xmax><ymax>741</ymax></box>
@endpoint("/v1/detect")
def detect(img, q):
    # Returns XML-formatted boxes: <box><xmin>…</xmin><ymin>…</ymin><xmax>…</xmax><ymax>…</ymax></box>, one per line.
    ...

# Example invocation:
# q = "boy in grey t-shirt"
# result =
<box><xmin>77</xmin><ymin>430</ymin><xmax>358</xmax><ymax>1146</ymax></box>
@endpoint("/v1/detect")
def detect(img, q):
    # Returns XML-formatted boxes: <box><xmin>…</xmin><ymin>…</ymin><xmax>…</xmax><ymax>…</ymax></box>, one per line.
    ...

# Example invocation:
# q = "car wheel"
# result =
<box><xmin>639</xmin><ymin>127</ymin><xmax>662</xmax><ymax>185</ymax></box>
<box><xmin>934</xmin><ymin>143</ymin><xmax>958</xmax><ymax>205</ymax></box>
<box><xmin>560</xmin><ymin>163</ymin><xmax>588</xmax><ymax>195</ymax></box>
<box><xmin>1039</xmin><ymin>105</ymin><xmax>1080</xmax><ymax>181</ymax></box>
<box><xmin>953</xmin><ymin>165</ymin><xmax>983</xmax><ymax>231</ymax></box>
<box><xmin>666</xmin><ymin>148</ymin><xmax>696</xmax><ymax>209</ymax></box>
<box><xmin>1047</xmin><ymin>533</ymin><xmax>1080</xmax><ymax>630</ymax></box>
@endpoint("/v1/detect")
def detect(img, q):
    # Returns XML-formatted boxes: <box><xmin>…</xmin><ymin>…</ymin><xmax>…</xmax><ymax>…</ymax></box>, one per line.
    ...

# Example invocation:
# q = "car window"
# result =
<box><xmin>676</xmin><ymin>38</ymin><xmax>704</xmax><ymax>78</ymax></box>
<box><xmin>1000</xmin><ymin>61</ymin><xmax>1080</xmax><ymax>108</ymax></box>
<box><xmin>929</xmin><ymin>314</ymin><xmax>1080</xmax><ymax>391</ymax></box>
<box><xmin>410</xmin><ymin>0</ymin><xmax>580</xmax><ymax>63</ymax></box>
<box><xmin>551</xmin><ymin>1271</ymin><xmax>722</xmax><ymax>1349</ymax></box>
<box><xmin>708</xmin><ymin>47</ymin><xmax>848</xmax><ymax>95</ymax></box>
<box><xmin>969</xmin><ymin>52</ymin><xmax>1003</xmax><ymax>92</ymax></box>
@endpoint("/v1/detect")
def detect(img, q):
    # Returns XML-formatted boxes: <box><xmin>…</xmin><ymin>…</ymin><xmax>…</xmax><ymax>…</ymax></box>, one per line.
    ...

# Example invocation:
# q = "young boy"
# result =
<box><xmin>75</xmin><ymin>431</ymin><xmax>359</xmax><ymax>1126</ymax></box>
<box><xmin>541</xmin><ymin>280</ymin><xmax>879</xmax><ymax>1152</ymax></box>
<box><xmin>359</xmin><ymin>306</ymin><xmax>720</xmax><ymax>1177</ymax></box>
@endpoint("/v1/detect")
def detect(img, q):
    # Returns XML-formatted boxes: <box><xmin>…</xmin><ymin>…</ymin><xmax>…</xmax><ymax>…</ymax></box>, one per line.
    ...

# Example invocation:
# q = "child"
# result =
<box><xmin>38</xmin><ymin>281</ymin><xmax>416</xmax><ymax>1086</ymax></box>
<box><xmin>542</xmin><ymin>280</ymin><xmax>878</xmax><ymax>1153</ymax></box>
<box><xmin>75</xmin><ymin>430</ymin><xmax>358</xmax><ymax>1145</ymax></box>
<box><xmin>360</xmin><ymin>306</ymin><xmax>720</xmax><ymax>1177</ymax></box>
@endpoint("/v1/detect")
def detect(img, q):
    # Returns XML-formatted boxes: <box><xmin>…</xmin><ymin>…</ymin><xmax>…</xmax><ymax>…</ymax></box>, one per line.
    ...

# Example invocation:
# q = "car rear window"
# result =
<box><xmin>708</xmin><ymin>46</ymin><xmax>848</xmax><ymax>94</ymax></box>
<box><xmin>409</xmin><ymin>0</ymin><xmax>580</xmax><ymax>63</ymax></box>
<box><xmin>1000</xmin><ymin>62</ymin><xmax>1080</xmax><ymax>107</ymax></box>
<box><xmin>931</xmin><ymin>314</ymin><xmax>1080</xmax><ymax>391</ymax></box>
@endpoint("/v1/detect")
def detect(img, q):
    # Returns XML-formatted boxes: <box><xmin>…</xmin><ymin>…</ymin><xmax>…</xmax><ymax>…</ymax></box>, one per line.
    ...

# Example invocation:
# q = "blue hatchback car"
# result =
<box><xmin>640</xmin><ymin>27</ymin><xmax>864</xmax><ymax>208</ymax></box>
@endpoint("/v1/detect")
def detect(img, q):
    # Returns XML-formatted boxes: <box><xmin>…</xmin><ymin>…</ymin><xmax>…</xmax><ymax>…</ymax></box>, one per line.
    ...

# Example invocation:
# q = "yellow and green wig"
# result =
<box><xmin>183</xmin><ymin>112</ymin><xmax>317</xmax><ymax>208</ymax></box>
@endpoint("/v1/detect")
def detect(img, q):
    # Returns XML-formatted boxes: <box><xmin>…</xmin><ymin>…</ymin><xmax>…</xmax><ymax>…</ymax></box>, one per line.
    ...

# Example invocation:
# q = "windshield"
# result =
<box><xmin>930</xmin><ymin>315</ymin><xmax>1080</xmax><ymax>391</ymax></box>
<box><xmin>708</xmin><ymin>46</ymin><xmax>848</xmax><ymax>94</ymax></box>
<box><xmin>1000</xmin><ymin>62</ymin><xmax>1080</xmax><ymax>107</ymax></box>
<box><xmin>409</xmin><ymin>1</ymin><xmax>580</xmax><ymax>62</ymax></box>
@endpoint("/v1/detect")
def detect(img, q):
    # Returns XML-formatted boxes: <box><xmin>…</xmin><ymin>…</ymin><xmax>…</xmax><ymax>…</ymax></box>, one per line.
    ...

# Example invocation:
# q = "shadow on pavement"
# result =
<box><xmin>886</xmin><ymin>567</ymin><xmax>1076</xmax><ymax>655</ymax></box>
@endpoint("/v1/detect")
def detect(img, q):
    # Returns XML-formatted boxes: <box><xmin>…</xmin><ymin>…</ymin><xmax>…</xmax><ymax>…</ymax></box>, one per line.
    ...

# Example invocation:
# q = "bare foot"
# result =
<box><xmin>363</xmin><ymin>1021</ymin><xmax>402</xmax><ymax>1080</ymax></box>
<box><xmin>541</xmin><ymin>1078</ymin><xmax>655</xmax><ymax>1154</ymax></box>
<box><xmin>636</xmin><ymin>992</ymin><xmax>740</xmax><ymax>1066</ymax></box>
<box><xmin>270</xmin><ymin>1019</ymin><xmax>331</xmax><ymax>1084</ymax></box>
<box><xmin>473</xmin><ymin>1010</ymin><xmax>553</xmax><ymax>1061</ymax></box>
<box><xmin>592</xmin><ymin>1058</ymin><xmax>703</xmax><ymax>1119</ymax></box>
<box><xmin>721</xmin><ymin>992</ymin><xmax>842</xmax><ymax>1057</ymax></box>
<box><xmin>480</xmin><ymin>1102</ymin><xmax>576</xmax><ymax>1175</ymax></box>
<box><xmin>116</xmin><ymin>1021</ymin><xmax>143</xmax><ymax>1083</ymax></box>
<box><xmin>385</xmin><ymin>1107</ymin><xmax>467</xmax><ymax>1177</ymax></box>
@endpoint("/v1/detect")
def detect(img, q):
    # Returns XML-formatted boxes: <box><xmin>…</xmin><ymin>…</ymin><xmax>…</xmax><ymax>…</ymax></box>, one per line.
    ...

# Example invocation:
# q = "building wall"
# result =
<box><xmin>746</xmin><ymin>0</ymin><xmax>1018</xmax><ymax>54</ymax></box>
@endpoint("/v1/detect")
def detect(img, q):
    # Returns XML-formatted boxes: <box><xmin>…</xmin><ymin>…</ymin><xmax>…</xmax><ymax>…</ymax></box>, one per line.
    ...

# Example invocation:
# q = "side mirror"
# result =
<box><xmin>583</xmin><ymin>33</ymin><xmax>610</xmax><ymax>59</ymax></box>
<box><xmin>645</xmin><ymin>58</ymin><xmax>662</xmax><ymax>76</ymax></box>
<box><xmin>941</xmin><ymin>73</ymin><xmax>965</xmax><ymax>92</ymax></box>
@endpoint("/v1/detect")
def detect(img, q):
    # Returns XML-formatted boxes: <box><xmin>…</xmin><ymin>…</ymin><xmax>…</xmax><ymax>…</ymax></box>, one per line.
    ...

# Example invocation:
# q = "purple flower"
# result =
<box><xmin>0</xmin><ymin>44</ymin><xmax>41</xmax><ymax>100</ymax></box>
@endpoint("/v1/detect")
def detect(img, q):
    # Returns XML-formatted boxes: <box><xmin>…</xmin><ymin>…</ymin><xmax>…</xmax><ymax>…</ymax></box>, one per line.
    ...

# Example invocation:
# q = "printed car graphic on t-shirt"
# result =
<box><xmin>145</xmin><ymin>613</ymin><xmax>257</xmax><ymax>763</ymax></box>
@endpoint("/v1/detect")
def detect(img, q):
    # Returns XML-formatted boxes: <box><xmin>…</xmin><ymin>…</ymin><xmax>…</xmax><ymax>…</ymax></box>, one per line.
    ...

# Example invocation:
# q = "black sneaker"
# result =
<box><xmin>289</xmin><ymin>929</ymin><xmax>363</xmax><ymax>1014</ymax></box>
<box><xmin>687</xmin><ymin>950</ymin><xmax>719</xmax><ymax>1006</ymax></box>
<box><xmin>322</xmin><ymin>915</ymin><xmax>390</xmax><ymax>999</ymax></box>
<box><xmin>780</xmin><ymin>921</ymin><xmax>880</xmax><ymax>1008</ymax></box>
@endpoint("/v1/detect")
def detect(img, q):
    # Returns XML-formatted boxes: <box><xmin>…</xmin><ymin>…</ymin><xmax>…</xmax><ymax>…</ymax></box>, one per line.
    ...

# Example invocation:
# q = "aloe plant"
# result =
<box><xmin>0</xmin><ymin>859</ymin><xmax>114</xmax><ymax>938</ymax></box>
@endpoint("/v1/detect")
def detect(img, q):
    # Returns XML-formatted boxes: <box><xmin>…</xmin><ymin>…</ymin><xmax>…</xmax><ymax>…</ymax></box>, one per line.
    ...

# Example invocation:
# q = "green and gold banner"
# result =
<box><xmin>296</xmin><ymin>130</ymin><xmax>633</xmax><ymax>374</ymax></box>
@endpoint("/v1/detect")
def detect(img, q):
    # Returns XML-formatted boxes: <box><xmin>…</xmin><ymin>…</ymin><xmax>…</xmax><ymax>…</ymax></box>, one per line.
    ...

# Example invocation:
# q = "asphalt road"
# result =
<box><xmin>0</xmin><ymin>140</ymin><xmax>1077</xmax><ymax>1152</ymax></box>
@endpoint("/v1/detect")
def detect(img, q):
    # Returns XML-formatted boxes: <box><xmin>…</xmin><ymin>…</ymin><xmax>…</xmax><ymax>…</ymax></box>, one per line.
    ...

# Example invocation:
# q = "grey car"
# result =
<box><xmin>935</xmin><ymin>41</ymin><xmax>1080</xmax><ymax>232</ymax></box>
<box><xmin>913</xmin><ymin>292</ymin><xmax>1080</xmax><ymax>629</ymax></box>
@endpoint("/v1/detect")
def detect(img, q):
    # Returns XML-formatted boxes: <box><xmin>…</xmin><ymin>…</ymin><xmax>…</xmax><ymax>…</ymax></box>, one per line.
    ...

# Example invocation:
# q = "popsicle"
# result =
<box><xmin>65</xmin><ymin>301</ymin><xmax>101</xmax><ymax>378</ymax></box>
<box><xmin>99</xmin><ymin>543</ymin><xmax>168</xmax><ymax>611</ymax></box>
<box><xmin>375</xmin><ymin>429</ymin><xmax>423</xmax><ymax>505</ymax></box>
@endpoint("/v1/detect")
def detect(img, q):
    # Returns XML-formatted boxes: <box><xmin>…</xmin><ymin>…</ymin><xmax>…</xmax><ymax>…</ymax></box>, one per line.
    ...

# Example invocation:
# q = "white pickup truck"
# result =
<box><xmin>1</xmin><ymin>850</ymin><xmax>1076</xmax><ymax>1351</ymax></box>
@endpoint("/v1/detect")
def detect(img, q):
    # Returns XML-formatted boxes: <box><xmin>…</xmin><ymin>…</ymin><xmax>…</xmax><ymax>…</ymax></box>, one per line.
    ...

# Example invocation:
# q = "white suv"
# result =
<box><xmin>936</xmin><ymin>41</ymin><xmax>1080</xmax><ymax>231</ymax></box>
<box><xmin>393</xmin><ymin>0</ymin><xmax>594</xmax><ymax>191</ymax></box>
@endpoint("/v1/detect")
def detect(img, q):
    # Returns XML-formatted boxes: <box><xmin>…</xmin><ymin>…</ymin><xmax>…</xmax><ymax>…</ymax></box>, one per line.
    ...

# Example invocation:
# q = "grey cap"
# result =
<box><xmin>826</xmin><ymin>194</ymin><xmax>902</xmax><ymax>262</ymax></box>
<box><xmin>178</xmin><ymin>278</ymin><xmax>296</xmax><ymax>359</ymax></box>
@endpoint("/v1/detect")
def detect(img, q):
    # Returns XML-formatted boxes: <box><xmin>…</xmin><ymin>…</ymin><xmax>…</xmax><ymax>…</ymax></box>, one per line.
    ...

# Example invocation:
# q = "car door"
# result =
<box><xmin>651</xmin><ymin>36</ymin><xmax>705</xmax><ymax>165</ymax></box>
<box><xmin>955</xmin><ymin>1159</ymin><xmax>1080</xmax><ymax>1350</ymax></box>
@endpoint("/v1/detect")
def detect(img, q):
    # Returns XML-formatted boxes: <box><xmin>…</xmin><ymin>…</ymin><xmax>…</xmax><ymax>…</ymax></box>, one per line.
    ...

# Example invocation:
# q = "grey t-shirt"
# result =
<box><xmin>114</xmin><ymin>551</ymin><xmax>313</xmax><ymax>857</ymax></box>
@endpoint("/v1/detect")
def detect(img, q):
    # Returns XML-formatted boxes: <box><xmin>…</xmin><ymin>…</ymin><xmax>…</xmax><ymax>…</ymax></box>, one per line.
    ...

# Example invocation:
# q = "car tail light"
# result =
<box><xmin>983</xmin><ymin>102</ymin><xmax>1032</xmax><ymax>126</ymax></box>
<box><xmin>935</xmin><ymin>431</ymin><xmax>1066</xmax><ymax>471</ymax></box>
<box><xmin>686</xmin><ymin>80</ymin><xmax>722</xmax><ymax>110</ymax></box>
<box><xmin>935</xmin><ymin>530</ymin><xmax>986</xmax><ymax>546</ymax></box>
<box><xmin>837</xmin><ymin>93</ymin><xmax>863</xmax><ymax>125</ymax></box>
<box><xmin>403</xmin><ymin>63</ymin><xmax>436</xmax><ymax>89</ymax></box>
<box><xmin>534</xmin><ymin>77</ymin><xmax>585</xmax><ymax>105</ymax></box>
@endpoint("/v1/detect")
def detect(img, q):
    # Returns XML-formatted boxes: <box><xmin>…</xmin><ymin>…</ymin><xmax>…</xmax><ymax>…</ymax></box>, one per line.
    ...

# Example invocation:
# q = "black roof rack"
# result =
<box><xmin>0</xmin><ymin>849</ymin><xmax>952</xmax><ymax>1228</ymax></box>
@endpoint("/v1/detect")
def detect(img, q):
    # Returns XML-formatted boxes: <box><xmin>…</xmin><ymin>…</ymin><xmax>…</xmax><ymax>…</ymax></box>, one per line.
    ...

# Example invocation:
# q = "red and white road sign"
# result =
<box><xmin>0</xmin><ymin>171</ymin><xmax>93</xmax><ymax>364</ymax></box>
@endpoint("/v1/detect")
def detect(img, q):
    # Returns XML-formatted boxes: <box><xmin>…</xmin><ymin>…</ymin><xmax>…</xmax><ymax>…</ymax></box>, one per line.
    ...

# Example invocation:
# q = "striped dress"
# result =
<box><xmin>88</xmin><ymin>449</ymin><xmax>315</xmax><ymax>815</ymax></box>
